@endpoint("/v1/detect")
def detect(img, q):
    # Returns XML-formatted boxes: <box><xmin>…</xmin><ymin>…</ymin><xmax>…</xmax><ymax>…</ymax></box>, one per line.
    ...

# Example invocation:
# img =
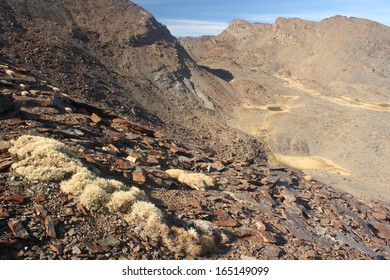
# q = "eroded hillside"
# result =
<box><xmin>180</xmin><ymin>16</ymin><xmax>390</xmax><ymax>202</ymax></box>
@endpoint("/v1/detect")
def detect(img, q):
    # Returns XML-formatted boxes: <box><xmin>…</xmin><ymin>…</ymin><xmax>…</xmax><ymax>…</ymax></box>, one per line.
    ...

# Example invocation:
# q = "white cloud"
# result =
<box><xmin>160</xmin><ymin>19</ymin><xmax>229</xmax><ymax>37</ymax></box>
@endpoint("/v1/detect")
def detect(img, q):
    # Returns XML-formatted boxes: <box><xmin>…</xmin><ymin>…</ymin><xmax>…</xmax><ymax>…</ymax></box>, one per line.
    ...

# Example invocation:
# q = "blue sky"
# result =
<box><xmin>131</xmin><ymin>0</ymin><xmax>390</xmax><ymax>37</ymax></box>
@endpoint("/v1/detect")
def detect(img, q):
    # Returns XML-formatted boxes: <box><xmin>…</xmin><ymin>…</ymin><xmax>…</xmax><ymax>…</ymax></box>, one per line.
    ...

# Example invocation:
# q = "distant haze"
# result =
<box><xmin>132</xmin><ymin>0</ymin><xmax>390</xmax><ymax>37</ymax></box>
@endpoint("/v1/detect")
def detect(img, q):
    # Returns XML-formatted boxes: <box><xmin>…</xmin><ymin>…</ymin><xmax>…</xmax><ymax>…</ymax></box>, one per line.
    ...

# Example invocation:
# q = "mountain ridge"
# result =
<box><xmin>0</xmin><ymin>1</ymin><xmax>389</xmax><ymax>260</ymax></box>
<box><xmin>180</xmin><ymin>15</ymin><xmax>390</xmax><ymax>202</ymax></box>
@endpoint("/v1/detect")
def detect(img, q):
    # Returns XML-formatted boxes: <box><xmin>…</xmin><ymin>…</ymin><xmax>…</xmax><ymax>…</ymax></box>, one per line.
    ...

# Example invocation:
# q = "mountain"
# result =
<box><xmin>180</xmin><ymin>16</ymin><xmax>390</xmax><ymax>202</ymax></box>
<box><xmin>0</xmin><ymin>1</ymin><xmax>389</xmax><ymax>260</ymax></box>
<box><xmin>0</xmin><ymin>0</ymin><xmax>264</xmax><ymax>160</ymax></box>
<box><xmin>1</xmin><ymin>58</ymin><xmax>389</xmax><ymax>260</ymax></box>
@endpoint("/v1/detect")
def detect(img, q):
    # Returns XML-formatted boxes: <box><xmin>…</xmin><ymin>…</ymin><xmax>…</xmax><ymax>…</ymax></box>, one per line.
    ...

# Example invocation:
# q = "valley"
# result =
<box><xmin>181</xmin><ymin>18</ymin><xmax>390</xmax><ymax>202</ymax></box>
<box><xmin>0</xmin><ymin>0</ymin><xmax>389</xmax><ymax>260</ymax></box>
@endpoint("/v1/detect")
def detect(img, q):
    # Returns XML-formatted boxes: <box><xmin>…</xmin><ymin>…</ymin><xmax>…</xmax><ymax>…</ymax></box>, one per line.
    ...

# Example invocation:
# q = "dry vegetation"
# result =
<box><xmin>10</xmin><ymin>135</ymin><xmax>212</xmax><ymax>256</ymax></box>
<box><xmin>124</xmin><ymin>201</ymin><xmax>207</xmax><ymax>256</ymax></box>
<box><xmin>9</xmin><ymin>135</ymin><xmax>85</xmax><ymax>181</ymax></box>
<box><xmin>166</xmin><ymin>169</ymin><xmax>214</xmax><ymax>190</ymax></box>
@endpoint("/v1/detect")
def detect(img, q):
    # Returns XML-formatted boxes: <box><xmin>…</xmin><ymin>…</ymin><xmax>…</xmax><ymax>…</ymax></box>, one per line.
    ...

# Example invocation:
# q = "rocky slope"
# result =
<box><xmin>1</xmin><ymin>60</ymin><xmax>389</xmax><ymax>260</ymax></box>
<box><xmin>0</xmin><ymin>1</ymin><xmax>389</xmax><ymax>260</ymax></box>
<box><xmin>180</xmin><ymin>17</ymin><xmax>390</xmax><ymax>202</ymax></box>
<box><xmin>0</xmin><ymin>0</ymin><xmax>264</xmax><ymax>161</ymax></box>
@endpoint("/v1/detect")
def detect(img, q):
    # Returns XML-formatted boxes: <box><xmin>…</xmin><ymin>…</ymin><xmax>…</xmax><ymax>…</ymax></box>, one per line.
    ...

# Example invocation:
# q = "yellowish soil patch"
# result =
<box><xmin>338</xmin><ymin>96</ymin><xmax>390</xmax><ymax>112</ymax></box>
<box><xmin>242</xmin><ymin>103</ymin><xmax>289</xmax><ymax>112</ymax></box>
<box><xmin>278</xmin><ymin>95</ymin><xmax>300</xmax><ymax>101</ymax></box>
<box><xmin>274</xmin><ymin>74</ymin><xmax>390</xmax><ymax>112</ymax></box>
<box><xmin>273</xmin><ymin>74</ymin><xmax>320</xmax><ymax>97</ymax></box>
<box><xmin>272</xmin><ymin>154</ymin><xmax>352</xmax><ymax>176</ymax></box>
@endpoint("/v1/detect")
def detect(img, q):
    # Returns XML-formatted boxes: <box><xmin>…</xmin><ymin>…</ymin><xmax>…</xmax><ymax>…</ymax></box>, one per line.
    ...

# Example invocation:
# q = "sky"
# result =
<box><xmin>131</xmin><ymin>0</ymin><xmax>390</xmax><ymax>37</ymax></box>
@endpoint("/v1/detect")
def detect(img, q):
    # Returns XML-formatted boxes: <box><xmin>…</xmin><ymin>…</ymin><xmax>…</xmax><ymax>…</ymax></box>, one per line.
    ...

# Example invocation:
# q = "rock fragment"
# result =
<box><xmin>0</xmin><ymin>159</ymin><xmax>13</xmax><ymax>171</ymax></box>
<box><xmin>263</xmin><ymin>245</ymin><xmax>283</xmax><ymax>258</ymax></box>
<box><xmin>7</xmin><ymin>219</ymin><xmax>30</xmax><ymax>239</ymax></box>
<box><xmin>44</xmin><ymin>216</ymin><xmax>57</xmax><ymax>238</ymax></box>
<box><xmin>98</xmin><ymin>236</ymin><xmax>121</xmax><ymax>248</ymax></box>
<box><xmin>132</xmin><ymin>168</ymin><xmax>147</xmax><ymax>184</ymax></box>
<box><xmin>0</xmin><ymin>92</ymin><xmax>14</xmax><ymax>113</ymax></box>
<box><xmin>33</xmin><ymin>203</ymin><xmax>48</xmax><ymax>217</ymax></box>
<box><xmin>90</xmin><ymin>113</ymin><xmax>102</xmax><ymax>123</ymax></box>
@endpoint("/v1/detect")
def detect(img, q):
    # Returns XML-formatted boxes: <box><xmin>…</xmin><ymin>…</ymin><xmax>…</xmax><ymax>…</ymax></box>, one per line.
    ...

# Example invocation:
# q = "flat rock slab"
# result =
<box><xmin>0</xmin><ymin>93</ymin><xmax>13</xmax><ymax>113</ymax></box>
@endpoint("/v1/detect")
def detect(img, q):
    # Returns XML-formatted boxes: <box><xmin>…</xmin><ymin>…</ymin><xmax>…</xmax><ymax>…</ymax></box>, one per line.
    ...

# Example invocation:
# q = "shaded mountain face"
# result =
<box><xmin>180</xmin><ymin>17</ymin><xmax>390</xmax><ymax>202</ymax></box>
<box><xmin>0</xmin><ymin>0</ymin><xmax>264</xmax><ymax>160</ymax></box>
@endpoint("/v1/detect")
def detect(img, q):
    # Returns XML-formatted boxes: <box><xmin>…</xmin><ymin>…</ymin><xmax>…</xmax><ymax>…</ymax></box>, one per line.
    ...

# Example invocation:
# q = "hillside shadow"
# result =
<box><xmin>199</xmin><ymin>65</ymin><xmax>234</xmax><ymax>82</ymax></box>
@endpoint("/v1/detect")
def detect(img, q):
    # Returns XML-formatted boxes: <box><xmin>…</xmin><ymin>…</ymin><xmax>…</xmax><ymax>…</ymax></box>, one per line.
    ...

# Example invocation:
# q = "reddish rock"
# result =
<box><xmin>7</xmin><ymin>219</ymin><xmax>30</xmax><ymax>239</ymax></box>
<box><xmin>371</xmin><ymin>237</ymin><xmax>386</xmax><ymax>245</ymax></box>
<box><xmin>291</xmin><ymin>238</ymin><xmax>305</xmax><ymax>247</ymax></box>
<box><xmin>67</xmin><ymin>228</ymin><xmax>76</xmax><ymax>237</ymax></box>
<box><xmin>214</xmin><ymin>218</ymin><xmax>238</xmax><ymax>228</ymax></box>
<box><xmin>111</xmin><ymin>118</ymin><xmax>128</xmax><ymax>126</ymax></box>
<box><xmin>188</xmin><ymin>200</ymin><xmax>202</xmax><ymax>210</ymax></box>
<box><xmin>331</xmin><ymin>219</ymin><xmax>343</xmax><ymax>230</ymax></box>
<box><xmin>35</xmin><ymin>194</ymin><xmax>46</xmax><ymax>202</ymax></box>
<box><xmin>213</xmin><ymin>209</ymin><xmax>239</xmax><ymax>227</ymax></box>
<box><xmin>116</xmin><ymin>159</ymin><xmax>131</xmax><ymax>170</ymax></box>
<box><xmin>372</xmin><ymin>210</ymin><xmax>387</xmax><ymax>221</ymax></box>
<box><xmin>50</xmin><ymin>243</ymin><xmax>63</xmax><ymax>255</ymax></box>
<box><xmin>84</xmin><ymin>155</ymin><xmax>97</xmax><ymax>164</ymax></box>
<box><xmin>90</xmin><ymin>113</ymin><xmax>102</xmax><ymax>123</ymax></box>
<box><xmin>1</xmin><ymin>194</ymin><xmax>25</xmax><ymax>204</ymax></box>
<box><xmin>8</xmin><ymin>118</ymin><xmax>25</xmax><ymax>125</ymax></box>
<box><xmin>320</xmin><ymin>219</ymin><xmax>332</xmax><ymax>227</ymax></box>
<box><xmin>44</xmin><ymin>216</ymin><xmax>57</xmax><ymax>238</ymax></box>
<box><xmin>249</xmin><ymin>231</ymin><xmax>277</xmax><ymax>244</ymax></box>
<box><xmin>371</xmin><ymin>221</ymin><xmax>390</xmax><ymax>239</ymax></box>
<box><xmin>146</xmin><ymin>155</ymin><xmax>159</xmax><ymax>164</ymax></box>
<box><xmin>132</xmin><ymin>168</ymin><xmax>147</xmax><ymax>184</ymax></box>
<box><xmin>111</xmin><ymin>118</ymin><xmax>155</xmax><ymax>136</ymax></box>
